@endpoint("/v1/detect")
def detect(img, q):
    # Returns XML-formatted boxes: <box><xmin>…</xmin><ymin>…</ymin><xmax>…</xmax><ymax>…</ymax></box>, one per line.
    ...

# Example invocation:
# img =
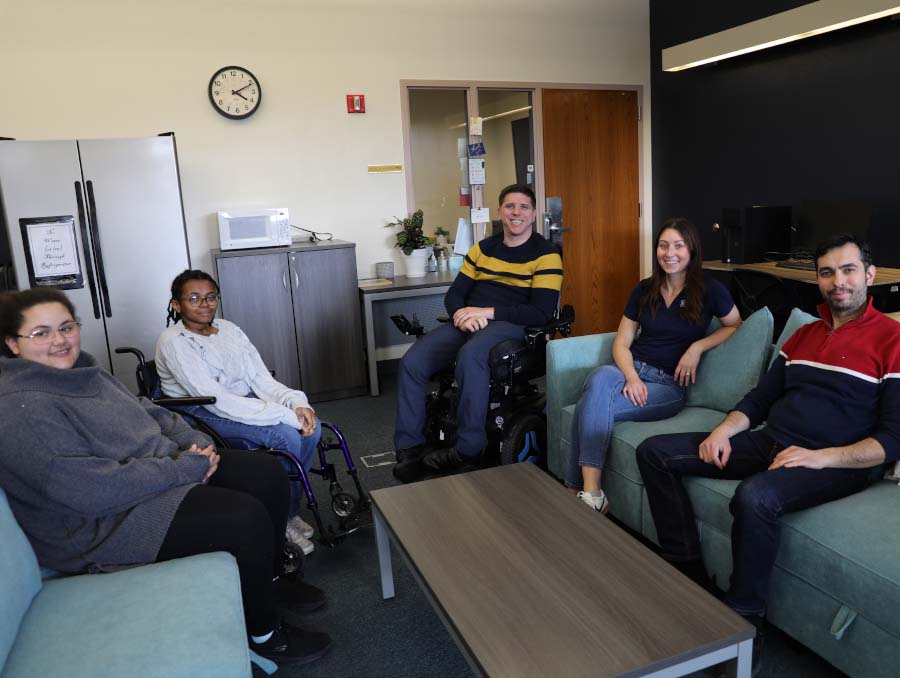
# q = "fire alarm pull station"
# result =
<box><xmin>346</xmin><ymin>94</ymin><xmax>365</xmax><ymax>113</ymax></box>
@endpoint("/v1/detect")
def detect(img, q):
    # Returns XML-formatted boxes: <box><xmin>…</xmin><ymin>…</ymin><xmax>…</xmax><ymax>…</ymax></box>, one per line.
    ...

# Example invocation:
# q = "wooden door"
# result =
<box><xmin>542</xmin><ymin>89</ymin><xmax>640</xmax><ymax>335</ymax></box>
<box><xmin>289</xmin><ymin>247</ymin><xmax>367</xmax><ymax>401</ymax></box>
<box><xmin>216</xmin><ymin>252</ymin><xmax>302</xmax><ymax>389</ymax></box>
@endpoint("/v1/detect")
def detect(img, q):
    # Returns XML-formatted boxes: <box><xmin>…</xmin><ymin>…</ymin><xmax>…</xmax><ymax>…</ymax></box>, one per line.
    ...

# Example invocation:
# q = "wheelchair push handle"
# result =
<box><xmin>390</xmin><ymin>314</ymin><xmax>425</xmax><ymax>337</ymax></box>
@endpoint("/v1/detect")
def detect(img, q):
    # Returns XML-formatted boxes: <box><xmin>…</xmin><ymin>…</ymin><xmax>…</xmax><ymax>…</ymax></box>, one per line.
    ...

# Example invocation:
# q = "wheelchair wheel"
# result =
<box><xmin>331</xmin><ymin>492</ymin><xmax>357</xmax><ymax>518</ymax></box>
<box><xmin>498</xmin><ymin>413</ymin><xmax>546</xmax><ymax>467</ymax></box>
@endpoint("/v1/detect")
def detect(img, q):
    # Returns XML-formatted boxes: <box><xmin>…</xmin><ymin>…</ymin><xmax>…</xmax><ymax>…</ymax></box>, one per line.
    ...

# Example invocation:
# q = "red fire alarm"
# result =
<box><xmin>346</xmin><ymin>94</ymin><xmax>365</xmax><ymax>113</ymax></box>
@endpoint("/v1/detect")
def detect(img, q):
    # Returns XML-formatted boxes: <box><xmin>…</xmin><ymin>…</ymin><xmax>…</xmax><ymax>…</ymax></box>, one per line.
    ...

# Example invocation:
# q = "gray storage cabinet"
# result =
<box><xmin>213</xmin><ymin>240</ymin><xmax>366</xmax><ymax>401</ymax></box>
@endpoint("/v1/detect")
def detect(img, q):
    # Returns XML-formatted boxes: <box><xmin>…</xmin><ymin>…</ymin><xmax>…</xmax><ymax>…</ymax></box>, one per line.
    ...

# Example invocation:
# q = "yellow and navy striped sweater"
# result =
<box><xmin>445</xmin><ymin>232</ymin><xmax>563</xmax><ymax>326</ymax></box>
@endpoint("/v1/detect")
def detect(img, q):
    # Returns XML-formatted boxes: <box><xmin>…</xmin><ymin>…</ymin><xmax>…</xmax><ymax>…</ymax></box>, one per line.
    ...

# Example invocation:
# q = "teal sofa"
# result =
<box><xmin>546</xmin><ymin>307</ymin><xmax>900</xmax><ymax>678</ymax></box>
<box><xmin>0</xmin><ymin>489</ymin><xmax>252</xmax><ymax>678</ymax></box>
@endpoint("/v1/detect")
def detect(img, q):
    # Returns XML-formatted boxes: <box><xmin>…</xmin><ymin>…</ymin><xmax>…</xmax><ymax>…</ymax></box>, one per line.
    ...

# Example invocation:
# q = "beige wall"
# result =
<box><xmin>2</xmin><ymin>0</ymin><xmax>651</xmax><ymax>277</ymax></box>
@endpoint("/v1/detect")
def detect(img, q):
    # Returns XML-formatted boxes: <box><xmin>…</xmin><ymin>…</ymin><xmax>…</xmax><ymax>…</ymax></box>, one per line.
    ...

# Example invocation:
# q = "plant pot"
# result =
<box><xmin>403</xmin><ymin>247</ymin><xmax>430</xmax><ymax>277</ymax></box>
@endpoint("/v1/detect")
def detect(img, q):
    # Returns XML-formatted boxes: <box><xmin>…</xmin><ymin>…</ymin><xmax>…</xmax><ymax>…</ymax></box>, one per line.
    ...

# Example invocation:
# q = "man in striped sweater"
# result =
<box><xmin>393</xmin><ymin>184</ymin><xmax>563</xmax><ymax>481</ymax></box>
<box><xmin>636</xmin><ymin>234</ymin><xmax>900</xmax><ymax>668</ymax></box>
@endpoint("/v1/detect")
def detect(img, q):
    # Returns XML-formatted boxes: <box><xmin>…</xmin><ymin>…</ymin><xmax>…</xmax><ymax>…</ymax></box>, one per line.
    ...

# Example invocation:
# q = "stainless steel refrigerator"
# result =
<box><xmin>0</xmin><ymin>135</ymin><xmax>191</xmax><ymax>391</ymax></box>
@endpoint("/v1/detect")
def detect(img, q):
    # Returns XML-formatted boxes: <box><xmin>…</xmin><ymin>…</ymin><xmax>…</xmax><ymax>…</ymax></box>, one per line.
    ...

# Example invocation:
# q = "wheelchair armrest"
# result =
<box><xmin>153</xmin><ymin>396</ymin><xmax>217</xmax><ymax>408</ymax></box>
<box><xmin>524</xmin><ymin>305</ymin><xmax>576</xmax><ymax>346</ymax></box>
<box><xmin>114</xmin><ymin>346</ymin><xmax>147</xmax><ymax>368</ymax></box>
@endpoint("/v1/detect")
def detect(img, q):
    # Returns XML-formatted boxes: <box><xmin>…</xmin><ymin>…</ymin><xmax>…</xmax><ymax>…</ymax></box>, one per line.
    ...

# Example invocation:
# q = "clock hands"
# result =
<box><xmin>233</xmin><ymin>83</ymin><xmax>254</xmax><ymax>94</ymax></box>
<box><xmin>233</xmin><ymin>91</ymin><xmax>249</xmax><ymax>101</ymax></box>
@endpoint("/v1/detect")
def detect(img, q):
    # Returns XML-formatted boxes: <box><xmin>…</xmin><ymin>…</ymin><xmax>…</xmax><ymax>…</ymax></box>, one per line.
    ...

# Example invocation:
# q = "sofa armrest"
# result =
<box><xmin>546</xmin><ymin>332</ymin><xmax>617</xmax><ymax>479</ymax></box>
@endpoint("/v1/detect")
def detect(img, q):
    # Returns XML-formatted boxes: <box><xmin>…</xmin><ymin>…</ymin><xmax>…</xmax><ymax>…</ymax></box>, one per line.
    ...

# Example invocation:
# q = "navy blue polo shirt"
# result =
<box><xmin>623</xmin><ymin>274</ymin><xmax>735</xmax><ymax>375</ymax></box>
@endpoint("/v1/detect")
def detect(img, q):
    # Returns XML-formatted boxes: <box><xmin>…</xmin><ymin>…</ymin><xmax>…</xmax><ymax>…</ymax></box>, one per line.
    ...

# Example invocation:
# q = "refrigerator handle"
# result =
<box><xmin>74</xmin><ymin>181</ymin><xmax>102</xmax><ymax>320</ymax></box>
<box><xmin>85</xmin><ymin>180</ymin><xmax>113</xmax><ymax>318</ymax></box>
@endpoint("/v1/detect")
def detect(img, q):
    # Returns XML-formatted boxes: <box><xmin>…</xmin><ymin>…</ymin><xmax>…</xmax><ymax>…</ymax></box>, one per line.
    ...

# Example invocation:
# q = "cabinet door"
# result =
<box><xmin>216</xmin><ymin>253</ymin><xmax>302</xmax><ymax>389</ymax></box>
<box><xmin>290</xmin><ymin>247</ymin><xmax>366</xmax><ymax>400</ymax></box>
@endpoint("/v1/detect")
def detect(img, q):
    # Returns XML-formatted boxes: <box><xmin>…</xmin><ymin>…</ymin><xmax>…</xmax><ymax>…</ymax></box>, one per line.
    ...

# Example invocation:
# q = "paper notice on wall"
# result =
<box><xmin>457</xmin><ymin>138</ymin><xmax>468</xmax><ymax>158</ymax></box>
<box><xmin>467</xmin><ymin>142</ymin><xmax>485</xmax><ymax>157</ymax></box>
<box><xmin>470</xmin><ymin>207</ymin><xmax>490</xmax><ymax>224</ymax></box>
<box><xmin>459</xmin><ymin>187</ymin><xmax>472</xmax><ymax>206</ymax></box>
<box><xmin>468</xmin><ymin>158</ymin><xmax>485</xmax><ymax>185</ymax></box>
<box><xmin>468</xmin><ymin>117</ymin><xmax>483</xmax><ymax>135</ymax></box>
<box><xmin>459</xmin><ymin>157</ymin><xmax>469</xmax><ymax>184</ymax></box>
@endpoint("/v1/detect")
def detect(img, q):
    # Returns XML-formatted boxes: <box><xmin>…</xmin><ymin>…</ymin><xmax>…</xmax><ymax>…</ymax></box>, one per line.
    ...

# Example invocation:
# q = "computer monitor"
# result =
<box><xmin>791</xmin><ymin>200</ymin><xmax>872</xmax><ymax>258</ymax></box>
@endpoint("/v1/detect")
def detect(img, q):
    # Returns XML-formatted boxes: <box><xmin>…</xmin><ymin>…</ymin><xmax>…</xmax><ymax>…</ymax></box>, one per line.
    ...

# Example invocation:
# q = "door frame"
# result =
<box><xmin>400</xmin><ymin>79</ymin><xmax>650</xmax><ymax>275</ymax></box>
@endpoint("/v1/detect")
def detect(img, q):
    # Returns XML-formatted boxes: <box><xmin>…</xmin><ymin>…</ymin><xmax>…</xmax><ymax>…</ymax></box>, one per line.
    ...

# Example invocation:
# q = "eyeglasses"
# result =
<box><xmin>17</xmin><ymin>320</ymin><xmax>82</xmax><ymax>344</ymax></box>
<box><xmin>181</xmin><ymin>293</ymin><xmax>220</xmax><ymax>306</ymax></box>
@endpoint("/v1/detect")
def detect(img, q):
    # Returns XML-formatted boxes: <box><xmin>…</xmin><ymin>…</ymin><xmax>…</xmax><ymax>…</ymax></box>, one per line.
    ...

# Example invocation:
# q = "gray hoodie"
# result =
<box><xmin>0</xmin><ymin>352</ymin><xmax>211</xmax><ymax>572</ymax></box>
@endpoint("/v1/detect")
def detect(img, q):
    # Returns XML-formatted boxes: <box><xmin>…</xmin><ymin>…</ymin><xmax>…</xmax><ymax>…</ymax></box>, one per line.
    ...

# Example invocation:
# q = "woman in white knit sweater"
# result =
<box><xmin>156</xmin><ymin>270</ymin><xmax>320</xmax><ymax>554</ymax></box>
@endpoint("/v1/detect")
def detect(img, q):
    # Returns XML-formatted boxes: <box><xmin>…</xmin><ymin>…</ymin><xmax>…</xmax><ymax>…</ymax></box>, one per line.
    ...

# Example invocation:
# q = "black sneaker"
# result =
<box><xmin>746</xmin><ymin>614</ymin><xmax>766</xmax><ymax>677</ymax></box>
<box><xmin>421</xmin><ymin>447</ymin><xmax>480</xmax><ymax>476</ymax></box>
<box><xmin>274</xmin><ymin>575</ymin><xmax>326</xmax><ymax>612</ymax></box>
<box><xmin>252</xmin><ymin>620</ymin><xmax>331</xmax><ymax>665</ymax></box>
<box><xmin>392</xmin><ymin>445</ymin><xmax>426</xmax><ymax>483</ymax></box>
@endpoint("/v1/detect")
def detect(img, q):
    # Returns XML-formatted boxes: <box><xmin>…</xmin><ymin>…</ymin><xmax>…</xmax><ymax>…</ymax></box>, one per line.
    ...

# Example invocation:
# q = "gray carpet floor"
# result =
<box><xmin>261</xmin><ymin>363</ymin><xmax>846</xmax><ymax>678</ymax></box>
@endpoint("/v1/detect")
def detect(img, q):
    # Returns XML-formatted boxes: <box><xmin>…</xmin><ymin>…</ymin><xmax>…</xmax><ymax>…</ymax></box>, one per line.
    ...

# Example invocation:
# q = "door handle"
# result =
<box><xmin>85</xmin><ymin>180</ymin><xmax>112</xmax><ymax>318</ymax></box>
<box><xmin>74</xmin><ymin>181</ymin><xmax>101</xmax><ymax>319</ymax></box>
<box><xmin>282</xmin><ymin>272</ymin><xmax>287</xmax><ymax>290</ymax></box>
<box><xmin>293</xmin><ymin>268</ymin><xmax>299</xmax><ymax>288</ymax></box>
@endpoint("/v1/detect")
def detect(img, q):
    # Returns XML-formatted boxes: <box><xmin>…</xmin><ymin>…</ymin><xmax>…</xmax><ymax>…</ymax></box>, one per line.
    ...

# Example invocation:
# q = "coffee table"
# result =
<box><xmin>371</xmin><ymin>463</ymin><xmax>753</xmax><ymax>678</ymax></box>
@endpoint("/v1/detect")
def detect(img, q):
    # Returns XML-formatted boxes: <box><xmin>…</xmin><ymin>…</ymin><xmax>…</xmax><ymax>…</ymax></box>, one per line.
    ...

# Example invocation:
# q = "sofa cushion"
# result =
<box><xmin>684</xmin><ymin>477</ymin><xmax>900</xmax><ymax>639</ymax></box>
<box><xmin>770</xmin><ymin>307</ymin><xmax>819</xmax><ymax>367</ymax></box>
<box><xmin>2</xmin><ymin>552</ymin><xmax>250</xmax><ymax>678</ymax></box>
<box><xmin>686</xmin><ymin>307</ymin><xmax>773</xmax><ymax>412</ymax></box>
<box><xmin>0</xmin><ymin>489</ymin><xmax>42</xmax><ymax>673</ymax></box>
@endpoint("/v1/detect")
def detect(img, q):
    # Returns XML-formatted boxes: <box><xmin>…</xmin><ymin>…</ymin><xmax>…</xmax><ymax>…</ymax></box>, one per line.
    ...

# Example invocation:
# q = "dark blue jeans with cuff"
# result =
<box><xmin>636</xmin><ymin>428</ymin><xmax>875</xmax><ymax>615</ymax></box>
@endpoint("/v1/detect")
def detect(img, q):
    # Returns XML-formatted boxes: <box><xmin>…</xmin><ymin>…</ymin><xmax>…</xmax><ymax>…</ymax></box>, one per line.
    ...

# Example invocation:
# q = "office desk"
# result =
<box><xmin>702</xmin><ymin>260</ymin><xmax>900</xmax><ymax>286</ymax></box>
<box><xmin>359</xmin><ymin>271</ymin><xmax>456</xmax><ymax>396</ymax></box>
<box><xmin>703</xmin><ymin>260</ymin><xmax>900</xmax><ymax>317</ymax></box>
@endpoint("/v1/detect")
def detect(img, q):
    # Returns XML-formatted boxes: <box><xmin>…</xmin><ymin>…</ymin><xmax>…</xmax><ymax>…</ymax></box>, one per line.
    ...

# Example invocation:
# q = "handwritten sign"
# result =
<box><xmin>18</xmin><ymin>216</ymin><xmax>84</xmax><ymax>290</ymax></box>
<box><xmin>27</xmin><ymin>222</ymin><xmax>79</xmax><ymax>276</ymax></box>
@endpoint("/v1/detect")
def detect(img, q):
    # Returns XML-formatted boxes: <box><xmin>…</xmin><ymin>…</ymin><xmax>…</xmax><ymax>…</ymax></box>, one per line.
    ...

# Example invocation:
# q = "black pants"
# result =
<box><xmin>156</xmin><ymin>449</ymin><xmax>292</xmax><ymax>635</ymax></box>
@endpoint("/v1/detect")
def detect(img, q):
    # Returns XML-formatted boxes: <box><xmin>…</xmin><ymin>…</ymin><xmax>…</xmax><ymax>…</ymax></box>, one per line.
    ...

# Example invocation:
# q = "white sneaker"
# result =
<box><xmin>285</xmin><ymin>524</ymin><xmax>315</xmax><ymax>555</ymax></box>
<box><xmin>577</xmin><ymin>490</ymin><xmax>609</xmax><ymax>515</ymax></box>
<box><xmin>288</xmin><ymin>515</ymin><xmax>314</xmax><ymax>539</ymax></box>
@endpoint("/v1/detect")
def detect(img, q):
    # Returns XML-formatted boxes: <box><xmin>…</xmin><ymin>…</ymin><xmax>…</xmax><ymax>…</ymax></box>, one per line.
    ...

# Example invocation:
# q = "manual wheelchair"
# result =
<box><xmin>391</xmin><ymin>305</ymin><xmax>574</xmax><ymax>468</ymax></box>
<box><xmin>114</xmin><ymin>347</ymin><xmax>370</xmax><ymax>552</ymax></box>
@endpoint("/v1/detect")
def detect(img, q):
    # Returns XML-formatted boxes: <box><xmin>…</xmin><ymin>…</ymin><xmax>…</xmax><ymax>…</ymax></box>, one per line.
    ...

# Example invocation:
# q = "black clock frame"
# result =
<box><xmin>208</xmin><ymin>66</ymin><xmax>262</xmax><ymax>120</ymax></box>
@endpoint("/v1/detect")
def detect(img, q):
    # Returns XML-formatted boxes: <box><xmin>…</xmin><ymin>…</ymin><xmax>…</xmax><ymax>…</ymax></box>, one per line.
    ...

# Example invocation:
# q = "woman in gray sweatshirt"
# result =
<box><xmin>0</xmin><ymin>288</ymin><xmax>330</xmax><ymax>665</ymax></box>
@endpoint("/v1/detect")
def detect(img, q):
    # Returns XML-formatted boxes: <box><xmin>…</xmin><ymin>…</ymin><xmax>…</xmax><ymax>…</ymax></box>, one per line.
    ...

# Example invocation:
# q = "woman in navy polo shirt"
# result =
<box><xmin>566</xmin><ymin>218</ymin><xmax>741</xmax><ymax>513</ymax></box>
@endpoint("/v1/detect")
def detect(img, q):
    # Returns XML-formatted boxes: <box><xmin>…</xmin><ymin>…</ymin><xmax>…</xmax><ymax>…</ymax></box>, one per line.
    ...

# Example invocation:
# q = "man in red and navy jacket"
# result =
<box><xmin>636</xmin><ymin>234</ymin><xmax>900</xmax><ymax>662</ymax></box>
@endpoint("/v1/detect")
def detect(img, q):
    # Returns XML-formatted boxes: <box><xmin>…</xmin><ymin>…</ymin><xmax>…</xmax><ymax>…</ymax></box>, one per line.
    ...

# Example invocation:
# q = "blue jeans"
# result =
<box><xmin>566</xmin><ymin>361</ymin><xmax>685</xmax><ymax>488</ymax></box>
<box><xmin>636</xmin><ymin>429</ymin><xmax>876</xmax><ymax>615</ymax></box>
<box><xmin>179</xmin><ymin>404</ymin><xmax>321</xmax><ymax>518</ymax></box>
<box><xmin>394</xmin><ymin>320</ymin><xmax>526</xmax><ymax>456</ymax></box>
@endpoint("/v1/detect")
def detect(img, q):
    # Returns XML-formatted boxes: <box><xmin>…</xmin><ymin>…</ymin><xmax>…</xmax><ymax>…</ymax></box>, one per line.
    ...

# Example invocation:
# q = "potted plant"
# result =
<box><xmin>386</xmin><ymin>209</ymin><xmax>433</xmax><ymax>277</ymax></box>
<box><xmin>433</xmin><ymin>226</ymin><xmax>450</xmax><ymax>247</ymax></box>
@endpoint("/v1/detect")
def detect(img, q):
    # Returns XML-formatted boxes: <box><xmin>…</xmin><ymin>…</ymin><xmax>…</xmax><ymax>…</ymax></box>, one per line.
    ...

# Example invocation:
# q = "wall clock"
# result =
<box><xmin>208</xmin><ymin>66</ymin><xmax>262</xmax><ymax>120</ymax></box>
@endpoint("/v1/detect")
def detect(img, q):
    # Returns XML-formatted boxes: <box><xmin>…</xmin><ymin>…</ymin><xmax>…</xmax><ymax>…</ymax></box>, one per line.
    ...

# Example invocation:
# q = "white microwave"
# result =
<box><xmin>217</xmin><ymin>208</ymin><xmax>291</xmax><ymax>250</ymax></box>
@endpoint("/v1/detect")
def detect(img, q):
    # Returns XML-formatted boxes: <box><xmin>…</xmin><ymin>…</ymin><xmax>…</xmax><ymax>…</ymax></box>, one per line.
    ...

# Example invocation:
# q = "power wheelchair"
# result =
<box><xmin>390</xmin><ymin>305</ymin><xmax>574</xmax><ymax>469</ymax></box>
<box><xmin>114</xmin><ymin>347</ymin><xmax>371</xmax><ymax>555</ymax></box>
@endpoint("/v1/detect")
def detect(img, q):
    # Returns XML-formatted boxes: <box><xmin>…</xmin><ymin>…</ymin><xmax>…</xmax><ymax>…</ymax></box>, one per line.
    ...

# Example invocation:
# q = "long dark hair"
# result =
<box><xmin>166</xmin><ymin>269</ymin><xmax>220</xmax><ymax>327</ymax></box>
<box><xmin>639</xmin><ymin>218</ymin><xmax>705</xmax><ymax>323</ymax></box>
<box><xmin>0</xmin><ymin>288</ymin><xmax>78</xmax><ymax>357</ymax></box>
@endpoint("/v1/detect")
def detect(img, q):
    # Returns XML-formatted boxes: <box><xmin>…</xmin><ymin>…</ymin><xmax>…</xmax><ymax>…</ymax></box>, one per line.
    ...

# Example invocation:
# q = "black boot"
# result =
<box><xmin>393</xmin><ymin>444</ymin><xmax>427</xmax><ymax>483</ymax></box>
<box><xmin>421</xmin><ymin>447</ymin><xmax>481</xmax><ymax>476</ymax></box>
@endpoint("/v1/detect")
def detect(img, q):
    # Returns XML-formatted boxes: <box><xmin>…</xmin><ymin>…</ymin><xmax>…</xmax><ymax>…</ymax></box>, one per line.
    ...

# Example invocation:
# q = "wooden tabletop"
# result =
<box><xmin>358</xmin><ymin>270</ymin><xmax>457</xmax><ymax>294</ymax></box>
<box><xmin>703</xmin><ymin>260</ymin><xmax>900</xmax><ymax>286</ymax></box>
<box><xmin>370</xmin><ymin>463</ymin><xmax>752</xmax><ymax>678</ymax></box>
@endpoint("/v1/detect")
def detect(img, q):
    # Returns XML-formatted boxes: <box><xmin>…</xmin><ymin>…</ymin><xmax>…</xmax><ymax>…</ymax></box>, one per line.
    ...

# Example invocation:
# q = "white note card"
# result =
<box><xmin>470</xmin><ymin>207</ymin><xmax>490</xmax><ymax>224</ymax></box>
<box><xmin>469</xmin><ymin>116</ymin><xmax>483</xmax><ymax>135</ymax></box>
<box><xmin>468</xmin><ymin>158</ymin><xmax>485</xmax><ymax>185</ymax></box>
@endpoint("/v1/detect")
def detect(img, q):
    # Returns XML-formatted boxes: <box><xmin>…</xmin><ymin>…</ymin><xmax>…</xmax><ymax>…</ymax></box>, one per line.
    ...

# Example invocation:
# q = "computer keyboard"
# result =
<box><xmin>774</xmin><ymin>260</ymin><xmax>816</xmax><ymax>271</ymax></box>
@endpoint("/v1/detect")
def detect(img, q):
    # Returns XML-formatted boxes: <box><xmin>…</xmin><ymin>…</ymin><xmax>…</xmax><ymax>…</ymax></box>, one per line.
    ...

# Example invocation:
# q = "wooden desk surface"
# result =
<box><xmin>371</xmin><ymin>464</ymin><xmax>752</xmax><ymax>678</ymax></box>
<box><xmin>703</xmin><ymin>260</ymin><xmax>900</xmax><ymax>286</ymax></box>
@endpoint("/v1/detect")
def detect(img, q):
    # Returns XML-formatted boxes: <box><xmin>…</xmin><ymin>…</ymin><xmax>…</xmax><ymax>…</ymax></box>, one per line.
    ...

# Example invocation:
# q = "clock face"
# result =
<box><xmin>208</xmin><ymin>66</ymin><xmax>261</xmax><ymax>120</ymax></box>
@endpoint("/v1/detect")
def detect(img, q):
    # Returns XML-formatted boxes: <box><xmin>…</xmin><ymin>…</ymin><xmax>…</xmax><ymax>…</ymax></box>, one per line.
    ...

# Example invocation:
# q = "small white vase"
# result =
<box><xmin>403</xmin><ymin>247</ymin><xmax>430</xmax><ymax>277</ymax></box>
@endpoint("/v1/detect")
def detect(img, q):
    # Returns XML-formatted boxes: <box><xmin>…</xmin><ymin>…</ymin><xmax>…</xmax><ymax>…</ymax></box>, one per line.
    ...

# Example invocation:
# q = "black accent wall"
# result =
<box><xmin>650</xmin><ymin>1</ymin><xmax>900</xmax><ymax>266</ymax></box>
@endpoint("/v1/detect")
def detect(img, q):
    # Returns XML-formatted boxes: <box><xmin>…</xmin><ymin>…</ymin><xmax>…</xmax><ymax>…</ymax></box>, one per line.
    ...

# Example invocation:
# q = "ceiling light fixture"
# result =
<box><xmin>662</xmin><ymin>0</ymin><xmax>900</xmax><ymax>72</ymax></box>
